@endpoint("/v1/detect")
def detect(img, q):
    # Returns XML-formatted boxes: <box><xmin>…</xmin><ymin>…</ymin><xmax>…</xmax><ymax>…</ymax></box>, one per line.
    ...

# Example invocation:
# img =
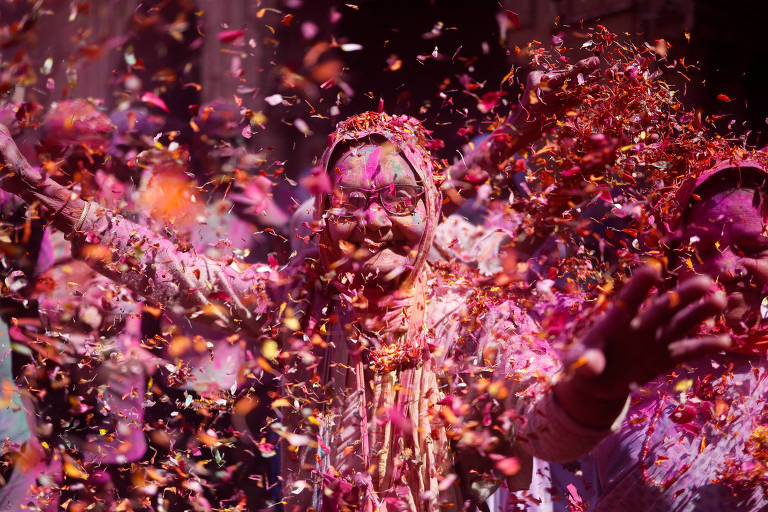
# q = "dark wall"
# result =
<box><xmin>684</xmin><ymin>0</ymin><xmax>768</xmax><ymax>145</ymax></box>
<box><xmin>334</xmin><ymin>0</ymin><xmax>507</xmax><ymax>151</ymax></box>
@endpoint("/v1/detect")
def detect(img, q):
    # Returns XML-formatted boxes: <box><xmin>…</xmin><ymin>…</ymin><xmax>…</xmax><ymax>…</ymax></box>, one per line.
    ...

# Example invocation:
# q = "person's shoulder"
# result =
<box><xmin>425</xmin><ymin>264</ymin><xmax>540</xmax><ymax>346</ymax></box>
<box><xmin>426</xmin><ymin>262</ymin><xmax>475</xmax><ymax>306</ymax></box>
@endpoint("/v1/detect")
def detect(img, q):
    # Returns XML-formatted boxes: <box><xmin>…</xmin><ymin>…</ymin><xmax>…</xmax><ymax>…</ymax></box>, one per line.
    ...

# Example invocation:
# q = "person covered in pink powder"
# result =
<box><xmin>190</xmin><ymin>98</ymin><xmax>290</xmax><ymax>258</ymax></box>
<box><xmin>535</xmin><ymin>158</ymin><xmax>768</xmax><ymax>512</ymax></box>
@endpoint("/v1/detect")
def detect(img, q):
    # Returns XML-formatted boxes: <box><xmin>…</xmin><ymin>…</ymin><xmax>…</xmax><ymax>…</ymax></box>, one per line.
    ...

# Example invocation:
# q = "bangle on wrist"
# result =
<box><xmin>67</xmin><ymin>201</ymin><xmax>91</xmax><ymax>239</ymax></box>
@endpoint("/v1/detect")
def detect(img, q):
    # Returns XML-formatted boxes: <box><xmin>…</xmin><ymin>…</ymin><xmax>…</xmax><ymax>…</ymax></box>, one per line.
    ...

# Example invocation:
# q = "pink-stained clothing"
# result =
<box><xmin>63</xmin><ymin>112</ymin><xmax>615</xmax><ymax>511</ymax></box>
<box><xmin>65</xmin><ymin>198</ymin><xmax>613</xmax><ymax>511</ymax></box>
<box><xmin>0</xmin><ymin>436</ymin><xmax>61</xmax><ymax>512</ymax></box>
<box><xmin>0</xmin><ymin>186</ymin><xmax>147</xmax><ymax>467</ymax></box>
<box><xmin>431</xmin><ymin>214</ymin><xmax>517</xmax><ymax>276</ymax></box>
<box><xmin>34</xmin><ymin>233</ymin><xmax>147</xmax><ymax>465</ymax></box>
<box><xmin>0</xmin><ymin>191</ymin><xmax>147</xmax><ymax>510</ymax></box>
<box><xmin>539</xmin><ymin>354</ymin><xmax>768</xmax><ymax>512</ymax></box>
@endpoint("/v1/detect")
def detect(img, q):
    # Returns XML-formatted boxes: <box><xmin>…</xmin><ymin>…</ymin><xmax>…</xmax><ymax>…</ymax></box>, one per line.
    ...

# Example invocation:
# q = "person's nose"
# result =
<box><xmin>362</xmin><ymin>201</ymin><xmax>392</xmax><ymax>230</ymax></box>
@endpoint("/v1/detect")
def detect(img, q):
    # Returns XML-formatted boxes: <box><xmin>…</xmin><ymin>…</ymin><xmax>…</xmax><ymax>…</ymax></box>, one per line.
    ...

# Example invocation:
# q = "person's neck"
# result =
<box><xmin>335</xmin><ymin>277</ymin><xmax>416</xmax><ymax>335</ymax></box>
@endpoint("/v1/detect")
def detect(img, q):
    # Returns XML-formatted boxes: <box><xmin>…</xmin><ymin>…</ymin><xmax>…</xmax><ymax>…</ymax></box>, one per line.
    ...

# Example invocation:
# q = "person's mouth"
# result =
<box><xmin>362</xmin><ymin>238</ymin><xmax>386</xmax><ymax>251</ymax></box>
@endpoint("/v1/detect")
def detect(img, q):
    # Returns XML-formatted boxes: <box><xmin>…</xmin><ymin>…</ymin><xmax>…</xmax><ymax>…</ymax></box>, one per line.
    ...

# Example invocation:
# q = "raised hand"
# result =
<box><xmin>516</xmin><ymin>56</ymin><xmax>600</xmax><ymax>126</ymax></box>
<box><xmin>442</xmin><ymin>57</ymin><xmax>600</xmax><ymax>211</ymax></box>
<box><xmin>555</xmin><ymin>264</ymin><xmax>730</xmax><ymax>427</ymax></box>
<box><xmin>484</xmin><ymin>56</ymin><xmax>601</xmax><ymax>168</ymax></box>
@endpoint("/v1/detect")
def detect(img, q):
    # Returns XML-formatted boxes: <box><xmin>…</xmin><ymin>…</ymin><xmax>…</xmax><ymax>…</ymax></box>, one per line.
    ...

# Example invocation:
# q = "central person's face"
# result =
<box><xmin>324</xmin><ymin>143</ymin><xmax>427</xmax><ymax>287</ymax></box>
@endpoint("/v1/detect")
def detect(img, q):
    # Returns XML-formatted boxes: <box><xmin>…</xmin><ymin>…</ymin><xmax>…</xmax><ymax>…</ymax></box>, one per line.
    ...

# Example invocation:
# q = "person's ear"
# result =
<box><xmin>759</xmin><ymin>190</ymin><xmax>768</xmax><ymax>218</ymax></box>
<box><xmin>752</xmin><ymin>188</ymin><xmax>762</xmax><ymax>209</ymax></box>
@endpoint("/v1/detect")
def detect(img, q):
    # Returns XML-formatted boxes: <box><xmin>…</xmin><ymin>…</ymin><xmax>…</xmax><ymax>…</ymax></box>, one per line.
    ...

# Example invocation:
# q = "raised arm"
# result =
<box><xmin>513</xmin><ymin>266</ymin><xmax>726</xmax><ymax>456</ymax></box>
<box><xmin>442</xmin><ymin>57</ymin><xmax>599</xmax><ymax>214</ymax></box>
<box><xmin>550</xmin><ymin>266</ymin><xmax>728</xmax><ymax>432</ymax></box>
<box><xmin>449</xmin><ymin>264</ymin><xmax>728</xmax><ymax>501</ymax></box>
<box><xmin>0</xmin><ymin>125</ymin><xmax>272</xmax><ymax>330</ymax></box>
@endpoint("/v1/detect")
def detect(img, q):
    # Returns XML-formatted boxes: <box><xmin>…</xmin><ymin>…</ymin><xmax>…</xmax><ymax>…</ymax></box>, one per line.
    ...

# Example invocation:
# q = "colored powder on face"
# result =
<box><xmin>364</xmin><ymin>146</ymin><xmax>382</xmax><ymax>183</ymax></box>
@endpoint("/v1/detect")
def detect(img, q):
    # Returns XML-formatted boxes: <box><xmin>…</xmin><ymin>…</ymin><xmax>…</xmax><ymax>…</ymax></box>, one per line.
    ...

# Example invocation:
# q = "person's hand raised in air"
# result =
<box><xmin>443</xmin><ymin>57</ymin><xmax>600</xmax><ymax>210</ymax></box>
<box><xmin>555</xmin><ymin>264</ymin><xmax>730</xmax><ymax>427</ymax></box>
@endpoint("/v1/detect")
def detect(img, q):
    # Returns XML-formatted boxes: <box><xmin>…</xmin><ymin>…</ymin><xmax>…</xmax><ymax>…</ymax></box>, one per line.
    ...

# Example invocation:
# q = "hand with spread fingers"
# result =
<box><xmin>494</xmin><ymin>56</ymin><xmax>601</xmax><ymax>162</ymax></box>
<box><xmin>555</xmin><ymin>264</ymin><xmax>730</xmax><ymax>428</ymax></box>
<box><xmin>517</xmin><ymin>56</ymin><xmax>601</xmax><ymax>124</ymax></box>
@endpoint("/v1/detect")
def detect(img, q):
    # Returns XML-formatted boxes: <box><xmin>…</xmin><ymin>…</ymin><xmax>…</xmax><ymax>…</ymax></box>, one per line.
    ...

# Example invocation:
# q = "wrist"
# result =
<box><xmin>554</xmin><ymin>376</ymin><xmax>628</xmax><ymax>429</ymax></box>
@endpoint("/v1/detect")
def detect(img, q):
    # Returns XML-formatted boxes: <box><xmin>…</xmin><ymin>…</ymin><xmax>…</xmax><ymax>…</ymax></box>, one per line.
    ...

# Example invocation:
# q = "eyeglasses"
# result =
<box><xmin>328</xmin><ymin>184</ymin><xmax>424</xmax><ymax>217</ymax></box>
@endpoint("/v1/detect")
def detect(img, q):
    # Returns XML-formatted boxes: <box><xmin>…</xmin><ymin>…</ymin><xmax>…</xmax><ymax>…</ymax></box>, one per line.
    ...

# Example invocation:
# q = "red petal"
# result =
<box><xmin>505</xmin><ymin>10</ymin><xmax>521</xmax><ymax>30</ymax></box>
<box><xmin>217</xmin><ymin>29</ymin><xmax>244</xmax><ymax>44</ymax></box>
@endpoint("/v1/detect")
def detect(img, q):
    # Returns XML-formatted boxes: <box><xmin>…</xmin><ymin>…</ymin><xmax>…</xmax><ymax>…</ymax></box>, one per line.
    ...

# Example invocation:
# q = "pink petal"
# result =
<box><xmin>217</xmin><ymin>29</ymin><xmax>244</xmax><ymax>44</ymax></box>
<box><xmin>300</xmin><ymin>166</ymin><xmax>331</xmax><ymax>195</ymax></box>
<box><xmin>140</xmin><ymin>92</ymin><xmax>169</xmax><ymax>113</ymax></box>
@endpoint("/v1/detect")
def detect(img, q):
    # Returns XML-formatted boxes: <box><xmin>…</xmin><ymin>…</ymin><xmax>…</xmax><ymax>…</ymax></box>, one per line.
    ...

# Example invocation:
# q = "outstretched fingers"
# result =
<box><xmin>573</xmin><ymin>56</ymin><xmax>601</xmax><ymax>74</ymax></box>
<box><xmin>664</xmin><ymin>290</ymin><xmax>727</xmax><ymax>341</ymax></box>
<box><xmin>538</xmin><ymin>57</ymin><xmax>600</xmax><ymax>92</ymax></box>
<box><xmin>563</xmin><ymin>264</ymin><xmax>661</xmax><ymax>375</ymax></box>
<box><xmin>630</xmin><ymin>275</ymin><xmax>715</xmax><ymax>336</ymax></box>
<box><xmin>667</xmin><ymin>335</ymin><xmax>731</xmax><ymax>360</ymax></box>
<box><xmin>567</xmin><ymin>347</ymin><xmax>608</xmax><ymax>380</ymax></box>
<box><xmin>590</xmin><ymin>264</ymin><xmax>662</xmax><ymax>340</ymax></box>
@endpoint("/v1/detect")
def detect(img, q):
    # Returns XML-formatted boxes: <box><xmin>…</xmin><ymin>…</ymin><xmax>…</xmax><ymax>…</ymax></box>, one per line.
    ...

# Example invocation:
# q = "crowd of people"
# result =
<box><xmin>0</xmin><ymin>26</ymin><xmax>767</xmax><ymax>512</ymax></box>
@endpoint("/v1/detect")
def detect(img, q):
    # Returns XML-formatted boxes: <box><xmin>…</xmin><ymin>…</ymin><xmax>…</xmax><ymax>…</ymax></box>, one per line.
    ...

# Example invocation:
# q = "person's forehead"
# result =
<box><xmin>686</xmin><ymin>188</ymin><xmax>767</xmax><ymax>236</ymax></box>
<box><xmin>692</xmin><ymin>187</ymin><xmax>765</xmax><ymax>215</ymax></box>
<box><xmin>335</xmin><ymin>143</ymin><xmax>407</xmax><ymax>165</ymax></box>
<box><xmin>333</xmin><ymin>143</ymin><xmax>416</xmax><ymax>184</ymax></box>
